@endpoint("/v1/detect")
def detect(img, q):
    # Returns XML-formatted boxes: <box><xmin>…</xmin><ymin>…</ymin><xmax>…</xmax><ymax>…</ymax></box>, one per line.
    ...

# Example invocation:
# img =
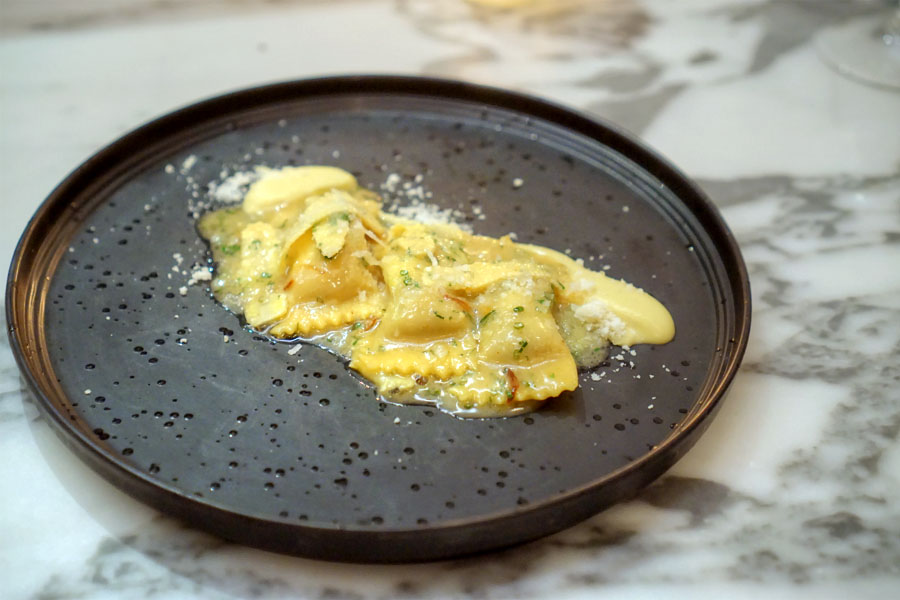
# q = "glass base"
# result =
<box><xmin>817</xmin><ymin>14</ymin><xmax>900</xmax><ymax>90</ymax></box>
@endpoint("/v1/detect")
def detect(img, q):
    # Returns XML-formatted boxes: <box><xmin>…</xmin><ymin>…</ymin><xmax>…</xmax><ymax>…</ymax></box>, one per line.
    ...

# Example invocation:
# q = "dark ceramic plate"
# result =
<box><xmin>7</xmin><ymin>76</ymin><xmax>749</xmax><ymax>562</ymax></box>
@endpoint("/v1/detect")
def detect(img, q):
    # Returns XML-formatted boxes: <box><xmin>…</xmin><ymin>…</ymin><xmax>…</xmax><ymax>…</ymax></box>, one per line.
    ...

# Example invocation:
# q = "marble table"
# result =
<box><xmin>1</xmin><ymin>1</ymin><xmax>898</xmax><ymax>598</ymax></box>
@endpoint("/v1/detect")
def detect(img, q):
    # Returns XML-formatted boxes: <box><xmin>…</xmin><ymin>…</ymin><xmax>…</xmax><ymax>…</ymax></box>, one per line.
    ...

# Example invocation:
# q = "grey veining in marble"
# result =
<box><xmin>1</xmin><ymin>1</ymin><xmax>899</xmax><ymax>599</ymax></box>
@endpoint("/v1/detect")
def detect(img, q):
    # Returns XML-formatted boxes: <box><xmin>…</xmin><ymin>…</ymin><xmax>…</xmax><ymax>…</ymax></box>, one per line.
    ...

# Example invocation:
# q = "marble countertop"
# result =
<box><xmin>2</xmin><ymin>1</ymin><xmax>898</xmax><ymax>598</ymax></box>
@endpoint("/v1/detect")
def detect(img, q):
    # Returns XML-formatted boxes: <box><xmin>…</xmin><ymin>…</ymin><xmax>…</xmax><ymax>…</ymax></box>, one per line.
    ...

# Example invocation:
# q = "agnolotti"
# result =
<box><xmin>199</xmin><ymin>170</ymin><xmax>387</xmax><ymax>337</ymax></box>
<box><xmin>199</xmin><ymin>166</ymin><xmax>675</xmax><ymax>417</ymax></box>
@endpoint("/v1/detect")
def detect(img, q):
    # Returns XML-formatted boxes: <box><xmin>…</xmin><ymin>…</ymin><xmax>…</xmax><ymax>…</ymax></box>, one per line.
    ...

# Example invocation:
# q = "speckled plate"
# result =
<box><xmin>6</xmin><ymin>76</ymin><xmax>750</xmax><ymax>562</ymax></box>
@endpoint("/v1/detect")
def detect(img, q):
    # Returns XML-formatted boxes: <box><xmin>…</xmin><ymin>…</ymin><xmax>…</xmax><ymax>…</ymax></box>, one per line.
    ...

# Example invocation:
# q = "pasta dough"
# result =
<box><xmin>198</xmin><ymin>166</ymin><xmax>675</xmax><ymax>417</ymax></box>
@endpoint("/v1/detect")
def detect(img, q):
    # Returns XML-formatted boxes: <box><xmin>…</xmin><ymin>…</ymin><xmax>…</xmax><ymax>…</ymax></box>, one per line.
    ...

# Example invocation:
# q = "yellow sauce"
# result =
<box><xmin>198</xmin><ymin>166</ymin><xmax>675</xmax><ymax>417</ymax></box>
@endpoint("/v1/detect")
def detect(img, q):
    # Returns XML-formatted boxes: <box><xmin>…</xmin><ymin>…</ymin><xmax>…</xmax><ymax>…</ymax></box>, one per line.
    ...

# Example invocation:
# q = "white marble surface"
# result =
<box><xmin>2</xmin><ymin>0</ymin><xmax>899</xmax><ymax>598</ymax></box>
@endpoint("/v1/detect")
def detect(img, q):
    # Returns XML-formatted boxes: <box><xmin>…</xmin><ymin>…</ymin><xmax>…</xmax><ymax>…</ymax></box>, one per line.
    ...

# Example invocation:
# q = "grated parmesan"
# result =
<box><xmin>209</xmin><ymin>170</ymin><xmax>258</xmax><ymax>203</ymax></box>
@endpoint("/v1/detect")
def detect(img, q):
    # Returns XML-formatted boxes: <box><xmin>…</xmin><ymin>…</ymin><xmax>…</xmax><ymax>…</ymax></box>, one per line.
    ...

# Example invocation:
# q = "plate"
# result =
<box><xmin>6</xmin><ymin>76</ymin><xmax>750</xmax><ymax>562</ymax></box>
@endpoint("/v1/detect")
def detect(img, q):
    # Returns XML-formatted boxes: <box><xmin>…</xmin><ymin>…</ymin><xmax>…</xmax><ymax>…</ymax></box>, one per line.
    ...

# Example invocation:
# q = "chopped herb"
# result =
<box><xmin>219</xmin><ymin>243</ymin><xmax>240</xmax><ymax>255</ymax></box>
<box><xmin>352</xmin><ymin>337</ymin><xmax>360</xmax><ymax>346</ymax></box>
<box><xmin>433</xmin><ymin>311</ymin><xmax>445</xmax><ymax>319</ymax></box>
<box><xmin>260</xmin><ymin>272</ymin><xmax>272</xmax><ymax>279</ymax></box>
<box><xmin>352</xmin><ymin>321</ymin><xmax>363</xmax><ymax>330</ymax></box>
<box><xmin>251</xmin><ymin>239</ymin><xmax>261</xmax><ymax>249</ymax></box>
<box><xmin>479</xmin><ymin>310</ymin><xmax>496</xmax><ymax>325</ymax></box>
<box><xmin>557</xmin><ymin>281</ymin><xmax>566</xmax><ymax>290</ymax></box>
<box><xmin>514</xmin><ymin>340</ymin><xmax>528</xmax><ymax>356</ymax></box>
<box><xmin>514</xmin><ymin>322</ymin><xmax>524</xmax><ymax>329</ymax></box>
<box><xmin>513</xmin><ymin>306</ymin><xmax>524</xmax><ymax>312</ymax></box>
